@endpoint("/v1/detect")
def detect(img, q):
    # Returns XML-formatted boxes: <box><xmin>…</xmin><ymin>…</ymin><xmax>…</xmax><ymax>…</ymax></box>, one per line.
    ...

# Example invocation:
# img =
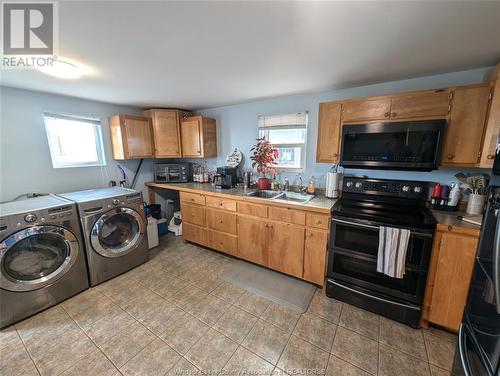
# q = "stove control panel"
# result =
<box><xmin>342</xmin><ymin>177</ymin><xmax>428</xmax><ymax>199</ymax></box>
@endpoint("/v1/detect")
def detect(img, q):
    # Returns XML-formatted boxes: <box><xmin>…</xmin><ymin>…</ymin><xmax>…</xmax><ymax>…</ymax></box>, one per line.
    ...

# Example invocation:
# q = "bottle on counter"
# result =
<box><xmin>431</xmin><ymin>183</ymin><xmax>442</xmax><ymax>205</ymax></box>
<box><xmin>306</xmin><ymin>176</ymin><xmax>316</xmax><ymax>195</ymax></box>
<box><xmin>271</xmin><ymin>174</ymin><xmax>280</xmax><ymax>191</ymax></box>
<box><xmin>447</xmin><ymin>183</ymin><xmax>460</xmax><ymax>206</ymax></box>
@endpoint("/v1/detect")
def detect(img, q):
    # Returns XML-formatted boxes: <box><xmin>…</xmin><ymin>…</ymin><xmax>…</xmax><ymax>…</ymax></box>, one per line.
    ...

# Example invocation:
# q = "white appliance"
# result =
<box><xmin>168</xmin><ymin>211</ymin><xmax>182</xmax><ymax>236</ymax></box>
<box><xmin>325</xmin><ymin>166</ymin><xmax>342</xmax><ymax>198</ymax></box>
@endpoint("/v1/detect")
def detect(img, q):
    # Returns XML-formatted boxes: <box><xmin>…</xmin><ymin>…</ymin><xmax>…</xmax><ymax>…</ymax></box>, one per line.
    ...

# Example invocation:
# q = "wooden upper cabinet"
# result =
<box><xmin>441</xmin><ymin>85</ymin><xmax>491</xmax><ymax>166</ymax></box>
<box><xmin>109</xmin><ymin>114</ymin><xmax>154</xmax><ymax>160</ymax></box>
<box><xmin>342</xmin><ymin>97</ymin><xmax>391</xmax><ymax>123</ymax></box>
<box><xmin>428</xmin><ymin>229</ymin><xmax>479</xmax><ymax>331</ymax></box>
<box><xmin>141</xmin><ymin>109</ymin><xmax>188</xmax><ymax>158</ymax></box>
<box><xmin>180</xmin><ymin>116</ymin><xmax>217</xmax><ymax>158</ymax></box>
<box><xmin>478</xmin><ymin>78</ymin><xmax>500</xmax><ymax>168</ymax></box>
<box><xmin>316</xmin><ymin>102</ymin><xmax>342</xmax><ymax>163</ymax></box>
<box><xmin>390</xmin><ymin>90</ymin><xmax>450</xmax><ymax>119</ymax></box>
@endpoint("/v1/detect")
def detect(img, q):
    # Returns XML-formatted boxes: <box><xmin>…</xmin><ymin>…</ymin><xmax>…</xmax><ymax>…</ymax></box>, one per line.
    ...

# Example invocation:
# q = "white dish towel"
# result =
<box><xmin>377</xmin><ymin>226</ymin><xmax>411</xmax><ymax>279</ymax></box>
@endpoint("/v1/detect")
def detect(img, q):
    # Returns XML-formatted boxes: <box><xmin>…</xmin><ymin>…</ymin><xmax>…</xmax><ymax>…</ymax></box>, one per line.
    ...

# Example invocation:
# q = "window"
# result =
<box><xmin>43</xmin><ymin>113</ymin><xmax>106</xmax><ymax>168</ymax></box>
<box><xmin>258</xmin><ymin>112</ymin><xmax>308</xmax><ymax>170</ymax></box>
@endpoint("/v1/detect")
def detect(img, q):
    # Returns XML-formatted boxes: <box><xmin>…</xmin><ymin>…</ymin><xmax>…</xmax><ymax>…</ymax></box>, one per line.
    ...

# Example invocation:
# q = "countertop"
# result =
<box><xmin>146</xmin><ymin>182</ymin><xmax>338</xmax><ymax>214</ymax></box>
<box><xmin>146</xmin><ymin>182</ymin><xmax>483</xmax><ymax>232</ymax></box>
<box><xmin>431</xmin><ymin>209</ymin><xmax>482</xmax><ymax>234</ymax></box>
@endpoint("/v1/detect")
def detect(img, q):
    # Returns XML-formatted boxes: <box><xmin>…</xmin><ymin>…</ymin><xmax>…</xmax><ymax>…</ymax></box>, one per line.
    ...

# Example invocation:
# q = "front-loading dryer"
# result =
<box><xmin>58</xmin><ymin>187</ymin><xmax>148</xmax><ymax>286</ymax></box>
<box><xmin>0</xmin><ymin>195</ymin><xmax>89</xmax><ymax>328</ymax></box>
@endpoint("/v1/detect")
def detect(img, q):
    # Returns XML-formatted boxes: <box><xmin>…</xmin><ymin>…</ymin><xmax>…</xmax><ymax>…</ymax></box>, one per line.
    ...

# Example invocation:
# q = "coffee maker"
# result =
<box><xmin>215</xmin><ymin>167</ymin><xmax>238</xmax><ymax>189</ymax></box>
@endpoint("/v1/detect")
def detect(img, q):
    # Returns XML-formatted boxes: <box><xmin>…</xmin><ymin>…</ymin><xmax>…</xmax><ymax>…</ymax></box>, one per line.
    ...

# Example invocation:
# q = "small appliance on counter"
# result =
<box><xmin>154</xmin><ymin>163</ymin><xmax>191</xmax><ymax>183</ymax></box>
<box><xmin>325</xmin><ymin>164</ymin><xmax>342</xmax><ymax>198</ymax></box>
<box><xmin>215</xmin><ymin>166</ymin><xmax>238</xmax><ymax>189</ymax></box>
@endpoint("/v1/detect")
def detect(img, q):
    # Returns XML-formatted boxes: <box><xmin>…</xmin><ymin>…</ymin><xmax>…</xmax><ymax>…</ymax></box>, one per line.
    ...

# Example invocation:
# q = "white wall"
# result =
<box><xmin>0</xmin><ymin>86</ymin><xmax>152</xmax><ymax>202</ymax></box>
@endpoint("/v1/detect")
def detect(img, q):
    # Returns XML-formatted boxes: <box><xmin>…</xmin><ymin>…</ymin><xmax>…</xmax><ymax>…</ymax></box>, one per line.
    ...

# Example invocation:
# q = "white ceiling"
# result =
<box><xmin>2</xmin><ymin>1</ymin><xmax>500</xmax><ymax>110</ymax></box>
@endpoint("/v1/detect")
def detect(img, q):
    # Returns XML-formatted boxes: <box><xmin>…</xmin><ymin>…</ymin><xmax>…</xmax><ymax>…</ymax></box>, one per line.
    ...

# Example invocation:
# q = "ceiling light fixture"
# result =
<box><xmin>38</xmin><ymin>58</ymin><xmax>82</xmax><ymax>79</ymax></box>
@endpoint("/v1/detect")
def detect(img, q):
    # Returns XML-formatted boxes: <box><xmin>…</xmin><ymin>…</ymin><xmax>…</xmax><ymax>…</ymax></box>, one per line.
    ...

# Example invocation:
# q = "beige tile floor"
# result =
<box><xmin>0</xmin><ymin>235</ymin><xmax>457</xmax><ymax>376</ymax></box>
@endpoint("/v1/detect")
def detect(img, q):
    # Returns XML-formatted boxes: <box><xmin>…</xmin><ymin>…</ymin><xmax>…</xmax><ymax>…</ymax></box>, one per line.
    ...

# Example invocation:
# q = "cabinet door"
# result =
<box><xmin>316</xmin><ymin>102</ymin><xmax>342</xmax><ymax>162</ymax></box>
<box><xmin>181</xmin><ymin>203</ymin><xmax>206</xmax><ymax>227</ymax></box>
<box><xmin>181</xmin><ymin>117</ymin><xmax>202</xmax><ymax>157</ymax></box>
<box><xmin>207</xmin><ymin>209</ymin><xmax>237</xmax><ymax>235</ymax></box>
<box><xmin>268</xmin><ymin>222</ymin><xmax>305</xmax><ymax>278</ymax></box>
<box><xmin>183</xmin><ymin>223</ymin><xmax>208</xmax><ymax>247</ymax></box>
<box><xmin>341</xmin><ymin>98</ymin><xmax>391</xmax><ymax>123</ymax></box>
<box><xmin>123</xmin><ymin>116</ymin><xmax>154</xmax><ymax>158</ymax></box>
<box><xmin>478</xmin><ymin>81</ymin><xmax>498</xmax><ymax>168</ymax></box>
<box><xmin>429</xmin><ymin>232</ymin><xmax>478</xmax><ymax>331</ymax></box>
<box><xmin>441</xmin><ymin>86</ymin><xmax>490</xmax><ymax>165</ymax></box>
<box><xmin>303</xmin><ymin>229</ymin><xmax>328</xmax><ymax>286</ymax></box>
<box><xmin>149</xmin><ymin>110</ymin><xmax>182</xmax><ymax>158</ymax></box>
<box><xmin>237</xmin><ymin>216</ymin><xmax>268</xmax><ymax>266</ymax></box>
<box><xmin>390</xmin><ymin>90</ymin><xmax>450</xmax><ymax>119</ymax></box>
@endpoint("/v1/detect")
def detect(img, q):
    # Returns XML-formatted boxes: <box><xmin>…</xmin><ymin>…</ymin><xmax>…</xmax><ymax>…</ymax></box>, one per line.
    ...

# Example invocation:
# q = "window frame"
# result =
<box><xmin>43</xmin><ymin>112</ymin><xmax>106</xmax><ymax>169</ymax></box>
<box><xmin>258</xmin><ymin>112</ymin><xmax>308</xmax><ymax>172</ymax></box>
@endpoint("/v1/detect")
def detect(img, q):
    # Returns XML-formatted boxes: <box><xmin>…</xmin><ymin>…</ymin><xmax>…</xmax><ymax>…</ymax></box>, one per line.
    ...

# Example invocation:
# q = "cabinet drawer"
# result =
<box><xmin>206</xmin><ymin>196</ymin><xmax>237</xmax><ymax>211</ymax></box>
<box><xmin>183</xmin><ymin>223</ymin><xmax>208</xmax><ymax>246</ymax></box>
<box><xmin>306</xmin><ymin>213</ymin><xmax>330</xmax><ymax>230</ymax></box>
<box><xmin>181</xmin><ymin>203</ymin><xmax>206</xmax><ymax>226</ymax></box>
<box><xmin>209</xmin><ymin>230</ymin><xmax>237</xmax><ymax>256</ymax></box>
<box><xmin>207</xmin><ymin>209</ymin><xmax>237</xmax><ymax>235</ymax></box>
<box><xmin>180</xmin><ymin>192</ymin><xmax>206</xmax><ymax>206</ymax></box>
<box><xmin>237</xmin><ymin>202</ymin><xmax>268</xmax><ymax>218</ymax></box>
<box><xmin>269</xmin><ymin>207</ymin><xmax>306</xmax><ymax>226</ymax></box>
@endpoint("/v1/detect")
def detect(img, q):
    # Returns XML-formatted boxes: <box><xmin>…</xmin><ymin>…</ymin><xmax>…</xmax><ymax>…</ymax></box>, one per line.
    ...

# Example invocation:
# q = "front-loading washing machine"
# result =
<box><xmin>58</xmin><ymin>187</ymin><xmax>148</xmax><ymax>286</ymax></box>
<box><xmin>0</xmin><ymin>195</ymin><xmax>89</xmax><ymax>328</ymax></box>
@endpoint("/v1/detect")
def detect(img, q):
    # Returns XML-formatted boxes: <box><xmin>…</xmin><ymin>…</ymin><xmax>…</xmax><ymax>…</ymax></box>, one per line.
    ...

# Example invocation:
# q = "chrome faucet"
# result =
<box><xmin>297</xmin><ymin>173</ymin><xmax>306</xmax><ymax>193</ymax></box>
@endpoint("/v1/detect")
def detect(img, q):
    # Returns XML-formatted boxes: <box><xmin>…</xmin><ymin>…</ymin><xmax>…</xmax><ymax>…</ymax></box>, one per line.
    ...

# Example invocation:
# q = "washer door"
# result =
<box><xmin>90</xmin><ymin>207</ymin><xmax>145</xmax><ymax>258</ymax></box>
<box><xmin>0</xmin><ymin>226</ymin><xmax>79</xmax><ymax>292</ymax></box>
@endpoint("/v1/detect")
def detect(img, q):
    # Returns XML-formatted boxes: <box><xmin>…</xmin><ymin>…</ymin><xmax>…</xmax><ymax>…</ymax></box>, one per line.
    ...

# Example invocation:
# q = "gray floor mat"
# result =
<box><xmin>221</xmin><ymin>260</ymin><xmax>316</xmax><ymax>313</ymax></box>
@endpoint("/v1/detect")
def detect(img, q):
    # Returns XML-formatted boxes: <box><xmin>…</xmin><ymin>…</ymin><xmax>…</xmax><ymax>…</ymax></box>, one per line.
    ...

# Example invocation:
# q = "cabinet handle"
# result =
<box><xmin>391</xmin><ymin>112</ymin><xmax>396</xmax><ymax>117</ymax></box>
<box><xmin>384</xmin><ymin>112</ymin><xmax>390</xmax><ymax>117</ymax></box>
<box><xmin>447</xmin><ymin>154</ymin><xmax>455</xmax><ymax>160</ymax></box>
<box><xmin>448</xmin><ymin>225</ymin><xmax>453</xmax><ymax>231</ymax></box>
<box><xmin>487</xmin><ymin>154</ymin><xmax>495</xmax><ymax>160</ymax></box>
<box><xmin>332</xmin><ymin>153</ymin><xmax>338</xmax><ymax>157</ymax></box>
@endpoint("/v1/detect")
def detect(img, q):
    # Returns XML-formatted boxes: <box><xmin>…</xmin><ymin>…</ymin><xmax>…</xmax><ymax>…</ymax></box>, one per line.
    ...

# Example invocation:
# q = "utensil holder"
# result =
<box><xmin>466</xmin><ymin>194</ymin><xmax>487</xmax><ymax>215</ymax></box>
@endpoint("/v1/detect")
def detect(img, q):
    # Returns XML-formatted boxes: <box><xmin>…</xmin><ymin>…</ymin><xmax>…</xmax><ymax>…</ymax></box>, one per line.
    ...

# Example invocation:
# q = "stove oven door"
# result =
<box><xmin>328</xmin><ymin>217</ymin><xmax>433</xmax><ymax>304</ymax></box>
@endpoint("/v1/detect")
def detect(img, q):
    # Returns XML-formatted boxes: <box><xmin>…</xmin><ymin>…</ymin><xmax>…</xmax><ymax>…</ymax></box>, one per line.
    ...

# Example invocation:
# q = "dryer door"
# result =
<box><xmin>0</xmin><ymin>226</ymin><xmax>79</xmax><ymax>292</ymax></box>
<box><xmin>90</xmin><ymin>207</ymin><xmax>145</xmax><ymax>258</ymax></box>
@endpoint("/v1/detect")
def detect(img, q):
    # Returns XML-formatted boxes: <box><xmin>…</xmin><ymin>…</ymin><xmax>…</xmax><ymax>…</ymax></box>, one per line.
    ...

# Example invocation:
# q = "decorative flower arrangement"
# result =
<box><xmin>250</xmin><ymin>137</ymin><xmax>279</xmax><ymax>189</ymax></box>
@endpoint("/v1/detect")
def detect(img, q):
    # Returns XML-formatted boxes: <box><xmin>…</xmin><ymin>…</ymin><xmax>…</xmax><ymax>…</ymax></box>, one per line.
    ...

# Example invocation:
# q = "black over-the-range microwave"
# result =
<box><xmin>339</xmin><ymin>119</ymin><xmax>446</xmax><ymax>171</ymax></box>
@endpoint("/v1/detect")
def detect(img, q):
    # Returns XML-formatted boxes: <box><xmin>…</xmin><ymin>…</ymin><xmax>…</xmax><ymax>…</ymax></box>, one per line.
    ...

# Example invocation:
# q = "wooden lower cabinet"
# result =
<box><xmin>181</xmin><ymin>203</ymin><xmax>206</xmax><ymax>227</ymax></box>
<box><xmin>303</xmin><ymin>229</ymin><xmax>329</xmax><ymax>285</ymax></box>
<box><xmin>423</xmin><ymin>226</ymin><xmax>479</xmax><ymax>332</ymax></box>
<box><xmin>183</xmin><ymin>223</ymin><xmax>208</xmax><ymax>246</ymax></box>
<box><xmin>179</xmin><ymin>190</ymin><xmax>330</xmax><ymax>286</ymax></box>
<box><xmin>237</xmin><ymin>216</ymin><xmax>269</xmax><ymax>266</ymax></box>
<box><xmin>209</xmin><ymin>230</ymin><xmax>237</xmax><ymax>257</ymax></box>
<box><xmin>268</xmin><ymin>222</ymin><xmax>305</xmax><ymax>278</ymax></box>
<box><xmin>207</xmin><ymin>209</ymin><xmax>237</xmax><ymax>235</ymax></box>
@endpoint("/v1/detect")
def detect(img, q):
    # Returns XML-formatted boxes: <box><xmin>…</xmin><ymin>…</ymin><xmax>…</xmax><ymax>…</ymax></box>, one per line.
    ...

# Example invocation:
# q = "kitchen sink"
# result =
<box><xmin>246</xmin><ymin>190</ymin><xmax>284</xmax><ymax>199</ymax></box>
<box><xmin>246</xmin><ymin>190</ymin><xmax>313</xmax><ymax>204</ymax></box>
<box><xmin>273</xmin><ymin>191</ymin><xmax>313</xmax><ymax>204</ymax></box>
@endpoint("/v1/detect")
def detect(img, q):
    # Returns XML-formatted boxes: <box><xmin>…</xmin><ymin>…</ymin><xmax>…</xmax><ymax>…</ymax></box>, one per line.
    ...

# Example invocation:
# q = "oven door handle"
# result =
<box><xmin>332</xmin><ymin>217</ymin><xmax>433</xmax><ymax>238</ymax></box>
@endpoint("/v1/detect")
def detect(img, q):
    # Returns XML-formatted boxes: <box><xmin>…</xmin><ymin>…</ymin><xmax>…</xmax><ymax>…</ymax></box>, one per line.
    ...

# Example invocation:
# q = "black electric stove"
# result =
<box><xmin>326</xmin><ymin>177</ymin><xmax>436</xmax><ymax>328</ymax></box>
